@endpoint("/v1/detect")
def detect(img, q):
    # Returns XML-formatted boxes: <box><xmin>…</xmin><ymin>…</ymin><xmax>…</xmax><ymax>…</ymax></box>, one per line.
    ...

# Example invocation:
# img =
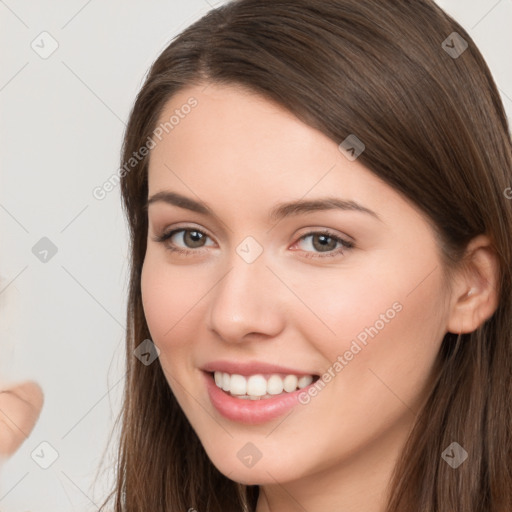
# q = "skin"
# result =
<box><xmin>141</xmin><ymin>83</ymin><xmax>499</xmax><ymax>512</ymax></box>
<box><xmin>0</xmin><ymin>381</ymin><xmax>43</xmax><ymax>460</ymax></box>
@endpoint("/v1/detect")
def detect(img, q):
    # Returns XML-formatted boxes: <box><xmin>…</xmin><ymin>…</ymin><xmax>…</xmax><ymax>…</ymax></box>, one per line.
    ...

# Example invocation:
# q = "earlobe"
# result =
<box><xmin>446</xmin><ymin>234</ymin><xmax>500</xmax><ymax>335</ymax></box>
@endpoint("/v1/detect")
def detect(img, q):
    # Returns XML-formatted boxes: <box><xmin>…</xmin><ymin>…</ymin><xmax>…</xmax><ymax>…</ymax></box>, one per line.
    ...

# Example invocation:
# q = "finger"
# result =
<box><xmin>0</xmin><ymin>381</ymin><xmax>44</xmax><ymax>457</ymax></box>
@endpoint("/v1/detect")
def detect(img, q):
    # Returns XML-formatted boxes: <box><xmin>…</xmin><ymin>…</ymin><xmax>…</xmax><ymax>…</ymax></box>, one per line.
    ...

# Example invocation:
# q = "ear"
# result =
<box><xmin>446</xmin><ymin>234</ymin><xmax>500</xmax><ymax>334</ymax></box>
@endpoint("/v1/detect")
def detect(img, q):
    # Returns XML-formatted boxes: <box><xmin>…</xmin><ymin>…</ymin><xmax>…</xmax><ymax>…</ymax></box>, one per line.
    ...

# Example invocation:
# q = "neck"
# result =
<box><xmin>254</xmin><ymin>416</ymin><xmax>412</xmax><ymax>512</ymax></box>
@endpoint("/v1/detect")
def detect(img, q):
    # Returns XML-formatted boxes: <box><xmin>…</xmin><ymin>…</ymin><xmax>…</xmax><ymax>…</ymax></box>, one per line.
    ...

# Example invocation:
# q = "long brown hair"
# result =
<box><xmin>97</xmin><ymin>1</ymin><xmax>512</xmax><ymax>510</ymax></box>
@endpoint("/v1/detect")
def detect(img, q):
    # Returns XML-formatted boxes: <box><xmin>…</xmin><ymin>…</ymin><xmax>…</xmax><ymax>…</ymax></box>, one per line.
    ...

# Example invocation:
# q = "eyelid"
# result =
<box><xmin>290</xmin><ymin>229</ymin><xmax>354</xmax><ymax>257</ymax></box>
<box><xmin>152</xmin><ymin>225</ymin><xmax>215</xmax><ymax>248</ymax></box>
<box><xmin>294</xmin><ymin>226</ymin><xmax>355</xmax><ymax>243</ymax></box>
<box><xmin>152</xmin><ymin>222</ymin><xmax>215</xmax><ymax>241</ymax></box>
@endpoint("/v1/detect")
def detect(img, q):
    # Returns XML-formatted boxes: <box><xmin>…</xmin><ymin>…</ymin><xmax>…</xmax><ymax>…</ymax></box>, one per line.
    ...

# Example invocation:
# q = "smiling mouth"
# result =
<box><xmin>207</xmin><ymin>371</ymin><xmax>320</xmax><ymax>400</ymax></box>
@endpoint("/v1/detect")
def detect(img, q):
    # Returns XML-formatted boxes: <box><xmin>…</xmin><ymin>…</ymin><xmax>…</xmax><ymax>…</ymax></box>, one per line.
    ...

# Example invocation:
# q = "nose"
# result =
<box><xmin>206</xmin><ymin>249</ymin><xmax>286</xmax><ymax>344</ymax></box>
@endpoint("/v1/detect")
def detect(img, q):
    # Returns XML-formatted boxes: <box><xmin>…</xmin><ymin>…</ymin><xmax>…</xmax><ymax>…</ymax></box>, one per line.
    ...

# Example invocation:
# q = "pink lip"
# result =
<box><xmin>201</xmin><ymin>360</ymin><xmax>317</xmax><ymax>377</ymax></box>
<box><xmin>202</xmin><ymin>370</ymin><xmax>318</xmax><ymax>425</ymax></box>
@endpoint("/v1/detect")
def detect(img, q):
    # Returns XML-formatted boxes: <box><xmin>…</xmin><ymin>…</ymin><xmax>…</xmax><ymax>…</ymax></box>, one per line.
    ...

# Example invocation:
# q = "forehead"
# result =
<box><xmin>149</xmin><ymin>82</ymin><xmax>339</xmax><ymax>177</ymax></box>
<box><xmin>146</xmin><ymin>83</ymin><xmax>416</xmax><ymax>227</ymax></box>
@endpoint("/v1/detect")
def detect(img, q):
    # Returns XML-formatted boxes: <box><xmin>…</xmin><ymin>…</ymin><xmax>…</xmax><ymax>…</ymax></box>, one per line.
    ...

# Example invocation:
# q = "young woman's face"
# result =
<box><xmin>142</xmin><ymin>83</ymin><xmax>453</xmax><ymax>487</ymax></box>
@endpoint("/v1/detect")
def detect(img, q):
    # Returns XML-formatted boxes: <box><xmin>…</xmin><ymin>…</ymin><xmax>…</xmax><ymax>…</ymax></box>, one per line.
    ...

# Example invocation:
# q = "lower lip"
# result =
<box><xmin>203</xmin><ymin>371</ymin><xmax>316</xmax><ymax>425</ymax></box>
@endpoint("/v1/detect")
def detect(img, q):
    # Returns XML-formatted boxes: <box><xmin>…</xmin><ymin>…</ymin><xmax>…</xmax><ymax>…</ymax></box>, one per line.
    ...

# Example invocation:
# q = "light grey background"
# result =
<box><xmin>0</xmin><ymin>0</ymin><xmax>511</xmax><ymax>510</ymax></box>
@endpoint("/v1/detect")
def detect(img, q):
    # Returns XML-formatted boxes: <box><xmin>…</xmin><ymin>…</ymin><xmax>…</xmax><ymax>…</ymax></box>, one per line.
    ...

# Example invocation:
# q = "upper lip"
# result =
<box><xmin>201</xmin><ymin>360</ymin><xmax>318</xmax><ymax>377</ymax></box>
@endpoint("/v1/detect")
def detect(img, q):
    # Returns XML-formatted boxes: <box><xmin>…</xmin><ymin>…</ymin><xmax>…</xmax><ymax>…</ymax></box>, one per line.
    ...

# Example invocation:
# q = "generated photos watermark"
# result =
<box><xmin>298</xmin><ymin>301</ymin><xmax>403</xmax><ymax>404</ymax></box>
<box><xmin>92</xmin><ymin>96</ymin><xmax>198</xmax><ymax>201</ymax></box>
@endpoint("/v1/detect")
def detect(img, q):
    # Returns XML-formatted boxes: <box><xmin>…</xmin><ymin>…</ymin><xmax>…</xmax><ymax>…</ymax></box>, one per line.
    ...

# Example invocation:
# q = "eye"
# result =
<box><xmin>291</xmin><ymin>230</ymin><xmax>354</xmax><ymax>258</ymax></box>
<box><xmin>152</xmin><ymin>227</ymin><xmax>215</xmax><ymax>255</ymax></box>
<box><xmin>152</xmin><ymin>226</ymin><xmax>354</xmax><ymax>259</ymax></box>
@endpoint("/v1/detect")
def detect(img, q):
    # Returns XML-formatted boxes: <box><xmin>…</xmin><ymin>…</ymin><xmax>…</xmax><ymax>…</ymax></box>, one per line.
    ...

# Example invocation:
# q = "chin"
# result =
<box><xmin>205</xmin><ymin>446</ymin><xmax>301</xmax><ymax>486</ymax></box>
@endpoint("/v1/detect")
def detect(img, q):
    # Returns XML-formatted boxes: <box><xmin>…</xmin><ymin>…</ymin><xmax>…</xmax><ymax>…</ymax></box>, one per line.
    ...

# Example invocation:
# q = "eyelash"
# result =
<box><xmin>152</xmin><ymin>227</ymin><xmax>354</xmax><ymax>259</ymax></box>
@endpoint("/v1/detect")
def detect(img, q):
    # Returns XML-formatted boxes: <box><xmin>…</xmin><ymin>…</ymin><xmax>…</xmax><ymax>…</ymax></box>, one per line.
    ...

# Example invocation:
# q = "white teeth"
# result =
<box><xmin>246</xmin><ymin>375</ymin><xmax>267</xmax><ymax>396</ymax></box>
<box><xmin>212</xmin><ymin>371</ymin><xmax>316</xmax><ymax>399</ymax></box>
<box><xmin>267</xmin><ymin>375</ymin><xmax>284</xmax><ymax>395</ymax></box>
<box><xmin>298</xmin><ymin>375</ymin><xmax>313</xmax><ymax>389</ymax></box>
<box><xmin>283</xmin><ymin>375</ymin><xmax>298</xmax><ymax>392</ymax></box>
<box><xmin>229</xmin><ymin>374</ymin><xmax>247</xmax><ymax>395</ymax></box>
<box><xmin>221</xmin><ymin>372</ymin><xmax>230</xmax><ymax>392</ymax></box>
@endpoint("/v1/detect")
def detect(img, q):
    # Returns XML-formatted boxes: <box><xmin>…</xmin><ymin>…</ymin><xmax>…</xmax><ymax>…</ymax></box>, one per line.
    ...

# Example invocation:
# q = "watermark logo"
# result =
<box><xmin>31</xmin><ymin>31</ymin><xmax>59</xmax><ymax>59</ymax></box>
<box><xmin>236</xmin><ymin>236</ymin><xmax>264</xmax><ymax>264</ymax></box>
<box><xmin>134</xmin><ymin>339</ymin><xmax>160</xmax><ymax>366</ymax></box>
<box><xmin>441</xmin><ymin>442</ymin><xmax>468</xmax><ymax>468</ymax></box>
<box><xmin>237</xmin><ymin>442</ymin><xmax>263</xmax><ymax>468</ymax></box>
<box><xmin>442</xmin><ymin>32</ymin><xmax>468</xmax><ymax>59</ymax></box>
<box><xmin>339</xmin><ymin>134</ymin><xmax>365</xmax><ymax>161</ymax></box>
<box><xmin>31</xmin><ymin>441</ymin><xmax>59</xmax><ymax>469</ymax></box>
<box><xmin>32</xmin><ymin>237</ymin><xmax>58</xmax><ymax>263</ymax></box>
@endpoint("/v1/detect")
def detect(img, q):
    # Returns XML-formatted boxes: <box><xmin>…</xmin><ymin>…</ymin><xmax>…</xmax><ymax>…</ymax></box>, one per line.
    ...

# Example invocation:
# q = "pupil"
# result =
<box><xmin>314</xmin><ymin>234</ymin><xmax>335</xmax><ymax>252</ymax></box>
<box><xmin>186</xmin><ymin>230</ymin><xmax>204</xmax><ymax>248</ymax></box>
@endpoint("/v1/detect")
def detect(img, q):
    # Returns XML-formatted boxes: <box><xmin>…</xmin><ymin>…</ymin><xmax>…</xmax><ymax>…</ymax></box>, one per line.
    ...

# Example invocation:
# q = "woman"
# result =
<box><xmin>98</xmin><ymin>0</ymin><xmax>512</xmax><ymax>510</ymax></box>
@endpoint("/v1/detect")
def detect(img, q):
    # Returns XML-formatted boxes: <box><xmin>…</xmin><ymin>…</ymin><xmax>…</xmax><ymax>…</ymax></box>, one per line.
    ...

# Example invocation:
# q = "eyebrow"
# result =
<box><xmin>145</xmin><ymin>191</ymin><xmax>381</xmax><ymax>222</ymax></box>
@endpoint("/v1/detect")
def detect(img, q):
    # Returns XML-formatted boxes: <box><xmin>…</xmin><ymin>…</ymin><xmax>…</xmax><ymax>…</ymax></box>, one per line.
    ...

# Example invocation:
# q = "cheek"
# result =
<box><xmin>286</xmin><ymin>254</ymin><xmax>447</xmax><ymax>405</ymax></box>
<box><xmin>140</xmin><ymin>254</ymin><xmax>204</xmax><ymax>405</ymax></box>
<box><xmin>283</xmin><ymin>262</ymin><xmax>408</xmax><ymax>357</ymax></box>
<box><xmin>324</xmin><ymin>275</ymin><xmax>445</xmax><ymax>420</ymax></box>
<box><xmin>140</xmin><ymin>253</ymin><xmax>201</xmax><ymax>347</ymax></box>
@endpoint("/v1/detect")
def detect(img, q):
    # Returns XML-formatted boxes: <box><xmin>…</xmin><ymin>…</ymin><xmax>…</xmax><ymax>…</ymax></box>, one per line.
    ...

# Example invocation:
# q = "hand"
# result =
<box><xmin>0</xmin><ymin>381</ymin><xmax>44</xmax><ymax>458</ymax></box>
